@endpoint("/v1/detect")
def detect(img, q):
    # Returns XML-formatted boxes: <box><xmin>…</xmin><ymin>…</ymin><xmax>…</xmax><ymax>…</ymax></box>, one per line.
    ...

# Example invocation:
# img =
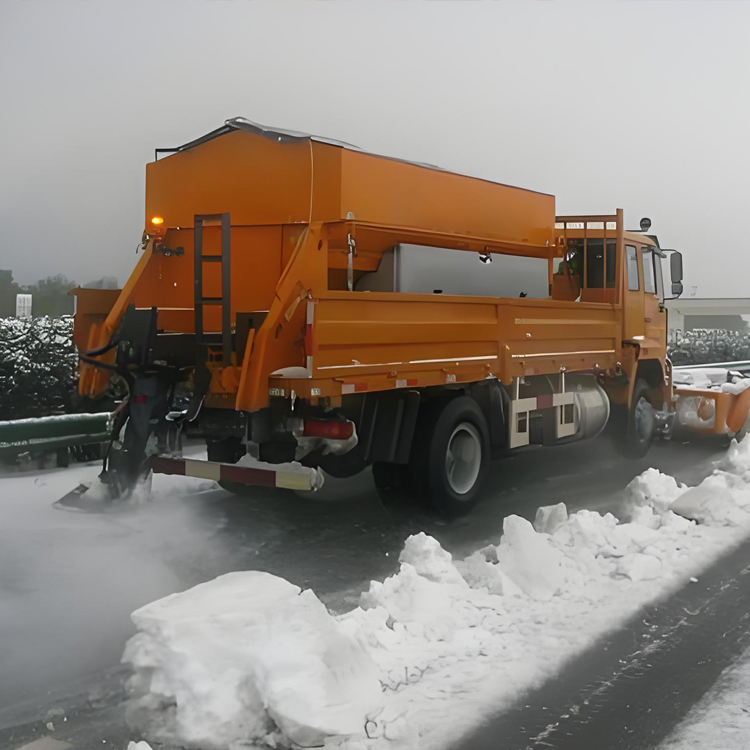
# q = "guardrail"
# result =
<box><xmin>0</xmin><ymin>412</ymin><xmax>112</xmax><ymax>462</ymax></box>
<box><xmin>674</xmin><ymin>361</ymin><xmax>750</xmax><ymax>372</ymax></box>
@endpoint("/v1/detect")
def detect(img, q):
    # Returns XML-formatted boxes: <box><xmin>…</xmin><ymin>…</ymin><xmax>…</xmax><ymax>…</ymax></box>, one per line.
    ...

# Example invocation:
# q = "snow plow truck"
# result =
<box><xmin>71</xmin><ymin>117</ymin><xmax>687</xmax><ymax>515</ymax></box>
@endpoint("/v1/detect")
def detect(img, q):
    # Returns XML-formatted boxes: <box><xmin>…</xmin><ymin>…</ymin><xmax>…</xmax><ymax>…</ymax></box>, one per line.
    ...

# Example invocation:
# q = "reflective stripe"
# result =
<box><xmin>536</xmin><ymin>394</ymin><xmax>554</xmax><ymax>410</ymax></box>
<box><xmin>511</xmin><ymin>349</ymin><xmax>615</xmax><ymax>359</ymax></box>
<box><xmin>152</xmin><ymin>456</ymin><xmax>316</xmax><ymax>491</ymax></box>
<box><xmin>276</xmin><ymin>472</ymin><xmax>313</xmax><ymax>491</ymax></box>
<box><xmin>342</xmin><ymin>383</ymin><xmax>367</xmax><ymax>395</ymax></box>
<box><xmin>305</xmin><ymin>301</ymin><xmax>315</xmax><ymax>376</ymax></box>
<box><xmin>185</xmin><ymin>459</ymin><xmax>221</xmax><ymax>481</ymax></box>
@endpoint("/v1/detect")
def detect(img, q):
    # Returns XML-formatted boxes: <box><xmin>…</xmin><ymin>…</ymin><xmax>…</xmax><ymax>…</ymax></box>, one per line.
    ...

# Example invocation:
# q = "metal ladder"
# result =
<box><xmin>194</xmin><ymin>213</ymin><xmax>231</xmax><ymax>366</ymax></box>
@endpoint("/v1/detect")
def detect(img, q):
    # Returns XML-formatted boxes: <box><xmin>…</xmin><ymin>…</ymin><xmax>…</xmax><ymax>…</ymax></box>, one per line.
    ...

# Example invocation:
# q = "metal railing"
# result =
<box><xmin>0</xmin><ymin>412</ymin><xmax>111</xmax><ymax>458</ymax></box>
<box><xmin>673</xmin><ymin>361</ymin><xmax>750</xmax><ymax>372</ymax></box>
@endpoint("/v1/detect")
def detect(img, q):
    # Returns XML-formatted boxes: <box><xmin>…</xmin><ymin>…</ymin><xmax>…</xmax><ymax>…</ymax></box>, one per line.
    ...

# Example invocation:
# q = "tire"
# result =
<box><xmin>410</xmin><ymin>396</ymin><xmax>490</xmax><ymax>517</ymax></box>
<box><xmin>618</xmin><ymin>379</ymin><xmax>656</xmax><ymax>459</ymax></box>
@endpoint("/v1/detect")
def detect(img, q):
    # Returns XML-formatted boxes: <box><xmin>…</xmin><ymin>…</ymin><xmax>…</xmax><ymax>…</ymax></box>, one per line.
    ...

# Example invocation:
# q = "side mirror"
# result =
<box><xmin>670</xmin><ymin>251</ymin><xmax>683</xmax><ymax>283</ymax></box>
<box><xmin>671</xmin><ymin>281</ymin><xmax>684</xmax><ymax>297</ymax></box>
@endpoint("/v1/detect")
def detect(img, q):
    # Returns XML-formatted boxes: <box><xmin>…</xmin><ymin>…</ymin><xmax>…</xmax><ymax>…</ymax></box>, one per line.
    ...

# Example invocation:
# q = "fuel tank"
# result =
<box><xmin>567</xmin><ymin>374</ymin><xmax>611</xmax><ymax>441</ymax></box>
<box><xmin>512</xmin><ymin>373</ymin><xmax>610</xmax><ymax>447</ymax></box>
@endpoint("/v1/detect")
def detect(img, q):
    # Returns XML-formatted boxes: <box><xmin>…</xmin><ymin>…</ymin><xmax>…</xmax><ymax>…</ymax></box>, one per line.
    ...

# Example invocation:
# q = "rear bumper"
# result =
<box><xmin>151</xmin><ymin>455</ymin><xmax>324</xmax><ymax>491</ymax></box>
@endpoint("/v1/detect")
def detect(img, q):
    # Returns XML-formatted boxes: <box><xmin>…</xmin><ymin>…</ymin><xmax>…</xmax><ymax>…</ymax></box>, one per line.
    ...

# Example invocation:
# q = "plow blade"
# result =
<box><xmin>54</xmin><ymin>483</ymin><xmax>100</xmax><ymax>512</ymax></box>
<box><xmin>53</xmin><ymin>480</ymin><xmax>117</xmax><ymax>513</ymax></box>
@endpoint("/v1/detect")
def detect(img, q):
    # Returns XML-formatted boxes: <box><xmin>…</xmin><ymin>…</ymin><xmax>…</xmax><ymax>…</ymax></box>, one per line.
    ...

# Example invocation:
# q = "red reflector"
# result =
<box><xmin>303</xmin><ymin>419</ymin><xmax>353</xmax><ymax>440</ymax></box>
<box><xmin>134</xmin><ymin>393</ymin><xmax>148</xmax><ymax>404</ymax></box>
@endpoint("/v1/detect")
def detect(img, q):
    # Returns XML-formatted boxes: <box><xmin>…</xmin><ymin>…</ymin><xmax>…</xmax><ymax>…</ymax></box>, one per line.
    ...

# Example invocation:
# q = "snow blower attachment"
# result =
<box><xmin>58</xmin><ymin>305</ymin><xmax>174</xmax><ymax>509</ymax></box>
<box><xmin>61</xmin><ymin>293</ymin><xmax>324</xmax><ymax>510</ymax></box>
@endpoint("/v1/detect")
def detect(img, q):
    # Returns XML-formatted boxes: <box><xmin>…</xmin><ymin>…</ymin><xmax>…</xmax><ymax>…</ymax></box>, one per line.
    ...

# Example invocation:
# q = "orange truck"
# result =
<box><xmin>73</xmin><ymin>117</ymin><xmax>687</xmax><ymax>514</ymax></box>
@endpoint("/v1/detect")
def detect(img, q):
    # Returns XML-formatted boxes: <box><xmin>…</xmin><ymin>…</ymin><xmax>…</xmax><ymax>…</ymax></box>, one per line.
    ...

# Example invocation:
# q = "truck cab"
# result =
<box><xmin>552</xmin><ymin>218</ymin><xmax>681</xmax><ymax>349</ymax></box>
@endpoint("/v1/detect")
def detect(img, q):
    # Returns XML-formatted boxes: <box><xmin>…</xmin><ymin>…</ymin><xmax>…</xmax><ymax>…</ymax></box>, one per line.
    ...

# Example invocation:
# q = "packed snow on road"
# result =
<box><xmin>659</xmin><ymin>642</ymin><xmax>750</xmax><ymax>750</ymax></box>
<box><xmin>119</xmin><ymin>438</ymin><xmax>750</xmax><ymax>750</ymax></box>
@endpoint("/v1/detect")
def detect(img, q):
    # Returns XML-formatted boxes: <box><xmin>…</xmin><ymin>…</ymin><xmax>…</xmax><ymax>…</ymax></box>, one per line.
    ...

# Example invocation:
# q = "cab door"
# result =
<box><xmin>641</xmin><ymin>247</ymin><xmax>667</xmax><ymax>350</ymax></box>
<box><xmin>622</xmin><ymin>243</ymin><xmax>645</xmax><ymax>341</ymax></box>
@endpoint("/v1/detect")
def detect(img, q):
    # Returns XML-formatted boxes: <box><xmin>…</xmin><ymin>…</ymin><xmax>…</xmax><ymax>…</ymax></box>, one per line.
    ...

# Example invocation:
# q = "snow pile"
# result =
<box><xmin>237</xmin><ymin>452</ymin><xmax>326</xmax><ymax>491</ymax></box>
<box><xmin>722</xmin><ymin>377</ymin><xmax>750</xmax><ymax>395</ymax></box>
<box><xmin>674</xmin><ymin>366</ymin><xmax>750</xmax><ymax>395</ymax></box>
<box><xmin>123</xmin><ymin>571</ymin><xmax>382</xmax><ymax>749</ymax></box>
<box><xmin>673</xmin><ymin>367</ymin><xmax>730</xmax><ymax>388</ymax></box>
<box><xmin>125</xmin><ymin>439</ymin><xmax>750</xmax><ymax>750</ymax></box>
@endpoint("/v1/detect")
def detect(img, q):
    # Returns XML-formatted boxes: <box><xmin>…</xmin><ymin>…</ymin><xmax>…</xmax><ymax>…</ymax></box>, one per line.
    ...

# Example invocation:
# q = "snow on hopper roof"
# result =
<box><xmin>154</xmin><ymin>117</ymin><xmax>552</xmax><ymax>198</ymax></box>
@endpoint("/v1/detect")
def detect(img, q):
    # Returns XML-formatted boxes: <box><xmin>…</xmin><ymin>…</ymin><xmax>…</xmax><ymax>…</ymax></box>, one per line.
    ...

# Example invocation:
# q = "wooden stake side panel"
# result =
<box><xmin>265</xmin><ymin>293</ymin><xmax>621</xmax><ymax>404</ymax></box>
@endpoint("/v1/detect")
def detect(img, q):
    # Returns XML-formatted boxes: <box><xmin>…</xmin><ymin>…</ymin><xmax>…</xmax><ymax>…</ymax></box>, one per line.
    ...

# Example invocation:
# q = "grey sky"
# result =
<box><xmin>1</xmin><ymin>1</ymin><xmax>748</xmax><ymax>297</ymax></box>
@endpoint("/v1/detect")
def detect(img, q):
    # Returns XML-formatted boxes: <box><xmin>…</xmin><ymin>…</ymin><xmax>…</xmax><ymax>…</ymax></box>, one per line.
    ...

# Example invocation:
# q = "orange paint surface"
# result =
<box><xmin>76</xmin><ymin>125</ymin><xmax>669</xmax><ymax>415</ymax></box>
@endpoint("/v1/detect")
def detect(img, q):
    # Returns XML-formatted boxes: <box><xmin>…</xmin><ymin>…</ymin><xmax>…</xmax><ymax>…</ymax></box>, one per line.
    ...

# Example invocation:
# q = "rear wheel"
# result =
<box><xmin>410</xmin><ymin>396</ymin><xmax>490</xmax><ymax>516</ymax></box>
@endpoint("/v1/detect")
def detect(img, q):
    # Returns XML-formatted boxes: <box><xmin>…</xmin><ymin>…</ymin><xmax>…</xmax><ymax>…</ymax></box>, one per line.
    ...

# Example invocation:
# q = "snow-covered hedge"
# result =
<box><xmin>670</xmin><ymin>329</ymin><xmax>750</xmax><ymax>366</ymax></box>
<box><xmin>0</xmin><ymin>316</ymin><xmax>78</xmax><ymax>420</ymax></box>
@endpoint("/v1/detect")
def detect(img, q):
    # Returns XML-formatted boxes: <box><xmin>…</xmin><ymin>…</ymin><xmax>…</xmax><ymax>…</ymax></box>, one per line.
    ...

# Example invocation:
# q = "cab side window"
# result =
<box><xmin>642</xmin><ymin>249</ymin><xmax>656</xmax><ymax>295</ymax></box>
<box><xmin>606</xmin><ymin>239</ymin><xmax>616</xmax><ymax>289</ymax></box>
<box><xmin>586</xmin><ymin>239</ymin><xmax>604</xmax><ymax>288</ymax></box>
<box><xmin>583</xmin><ymin>238</ymin><xmax>616</xmax><ymax>289</ymax></box>
<box><xmin>653</xmin><ymin>253</ymin><xmax>665</xmax><ymax>299</ymax></box>
<box><xmin>626</xmin><ymin>245</ymin><xmax>639</xmax><ymax>291</ymax></box>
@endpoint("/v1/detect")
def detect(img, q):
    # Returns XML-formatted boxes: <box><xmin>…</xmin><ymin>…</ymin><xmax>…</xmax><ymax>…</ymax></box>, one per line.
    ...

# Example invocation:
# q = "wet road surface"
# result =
<box><xmin>463</xmin><ymin>533</ymin><xmax>750</xmax><ymax>750</ymax></box>
<box><xmin>0</xmin><ymin>433</ymin><xmax>732</xmax><ymax>746</ymax></box>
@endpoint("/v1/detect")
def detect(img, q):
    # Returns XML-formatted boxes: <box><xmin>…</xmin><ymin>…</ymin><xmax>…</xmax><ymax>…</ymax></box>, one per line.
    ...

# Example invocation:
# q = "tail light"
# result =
<box><xmin>303</xmin><ymin>419</ymin><xmax>354</xmax><ymax>440</ymax></box>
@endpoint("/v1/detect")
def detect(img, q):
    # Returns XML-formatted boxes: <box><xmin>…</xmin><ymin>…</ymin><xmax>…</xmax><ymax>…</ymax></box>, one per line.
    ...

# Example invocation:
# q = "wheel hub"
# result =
<box><xmin>445</xmin><ymin>421</ymin><xmax>482</xmax><ymax>495</ymax></box>
<box><xmin>633</xmin><ymin>397</ymin><xmax>656</xmax><ymax>442</ymax></box>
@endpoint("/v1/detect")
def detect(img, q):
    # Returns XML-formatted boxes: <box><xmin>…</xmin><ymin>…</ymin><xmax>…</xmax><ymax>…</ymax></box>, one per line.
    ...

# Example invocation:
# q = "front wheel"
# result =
<box><xmin>411</xmin><ymin>396</ymin><xmax>490</xmax><ymax>516</ymax></box>
<box><xmin>618</xmin><ymin>379</ymin><xmax>656</xmax><ymax>459</ymax></box>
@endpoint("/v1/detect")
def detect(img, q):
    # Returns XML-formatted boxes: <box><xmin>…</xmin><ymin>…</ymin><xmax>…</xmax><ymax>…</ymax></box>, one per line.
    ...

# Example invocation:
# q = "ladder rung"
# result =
<box><xmin>201</xmin><ymin>255</ymin><xmax>222</xmax><ymax>262</ymax></box>
<box><xmin>197</xmin><ymin>297</ymin><xmax>223</xmax><ymax>304</ymax></box>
